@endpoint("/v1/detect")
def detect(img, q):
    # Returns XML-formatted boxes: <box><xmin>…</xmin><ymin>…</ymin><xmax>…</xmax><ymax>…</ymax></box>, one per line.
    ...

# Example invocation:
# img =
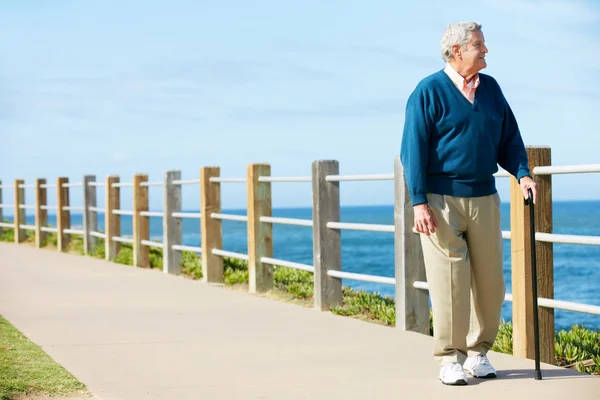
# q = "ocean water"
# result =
<box><xmin>15</xmin><ymin>201</ymin><xmax>600</xmax><ymax>331</ymax></box>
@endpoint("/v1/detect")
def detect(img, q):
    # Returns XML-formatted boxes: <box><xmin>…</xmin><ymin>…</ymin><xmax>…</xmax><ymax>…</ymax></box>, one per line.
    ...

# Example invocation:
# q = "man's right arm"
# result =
<box><xmin>400</xmin><ymin>88</ymin><xmax>433</xmax><ymax>206</ymax></box>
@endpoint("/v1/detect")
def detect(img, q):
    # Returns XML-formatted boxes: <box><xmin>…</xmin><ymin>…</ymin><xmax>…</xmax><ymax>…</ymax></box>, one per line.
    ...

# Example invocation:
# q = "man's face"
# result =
<box><xmin>457</xmin><ymin>30</ymin><xmax>488</xmax><ymax>74</ymax></box>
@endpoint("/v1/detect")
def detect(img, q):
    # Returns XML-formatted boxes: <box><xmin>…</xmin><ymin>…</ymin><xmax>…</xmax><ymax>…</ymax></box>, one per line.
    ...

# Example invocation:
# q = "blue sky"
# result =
<box><xmin>1</xmin><ymin>0</ymin><xmax>599</xmax><ymax>211</ymax></box>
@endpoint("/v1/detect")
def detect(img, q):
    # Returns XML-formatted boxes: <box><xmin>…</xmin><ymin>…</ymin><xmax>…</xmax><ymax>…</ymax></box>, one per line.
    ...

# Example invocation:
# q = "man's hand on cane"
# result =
<box><xmin>520</xmin><ymin>176</ymin><xmax>538</xmax><ymax>204</ymax></box>
<box><xmin>414</xmin><ymin>203</ymin><xmax>439</xmax><ymax>236</ymax></box>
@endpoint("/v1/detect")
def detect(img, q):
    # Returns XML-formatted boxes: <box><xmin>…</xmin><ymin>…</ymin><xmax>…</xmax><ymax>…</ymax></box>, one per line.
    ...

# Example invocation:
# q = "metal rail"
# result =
<box><xmin>18</xmin><ymin>205</ymin><xmax>36</xmax><ymax>210</ymax></box>
<box><xmin>113</xmin><ymin>210</ymin><xmax>134</xmax><ymax>216</ymax></box>
<box><xmin>327</xmin><ymin>270</ymin><xmax>396</xmax><ymax>285</ymax></box>
<box><xmin>260</xmin><ymin>216</ymin><xmax>313</xmax><ymax>227</ymax></box>
<box><xmin>63</xmin><ymin>206</ymin><xmax>84</xmax><ymax>211</ymax></box>
<box><xmin>19</xmin><ymin>224</ymin><xmax>36</xmax><ymax>231</ymax></box>
<box><xmin>173</xmin><ymin>212</ymin><xmax>202</xmax><ymax>219</ymax></box>
<box><xmin>64</xmin><ymin>228</ymin><xmax>84</xmax><ymax>235</ymax></box>
<box><xmin>41</xmin><ymin>205</ymin><xmax>58</xmax><ymax>210</ymax></box>
<box><xmin>534</xmin><ymin>164</ymin><xmax>600</xmax><ymax>175</ymax></box>
<box><xmin>0</xmin><ymin>204</ymin><xmax>14</xmax><ymax>208</ymax></box>
<box><xmin>90</xmin><ymin>231</ymin><xmax>106</xmax><ymax>239</ymax></box>
<box><xmin>41</xmin><ymin>226</ymin><xmax>58</xmax><ymax>233</ymax></box>
<box><xmin>211</xmin><ymin>249</ymin><xmax>249</xmax><ymax>261</ymax></box>
<box><xmin>139</xmin><ymin>181</ymin><xmax>163</xmax><ymax>187</ymax></box>
<box><xmin>258</xmin><ymin>176</ymin><xmax>311</xmax><ymax>183</ymax></box>
<box><xmin>62</xmin><ymin>182</ymin><xmax>83</xmax><ymax>188</ymax></box>
<box><xmin>326</xmin><ymin>174</ymin><xmax>393</xmax><ymax>182</ymax></box>
<box><xmin>89</xmin><ymin>207</ymin><xmax>105</xmax><ymax>213</ymax></box>
<box><xmin>493</xmin><ymin>170</ymin><xmax>510</xmax><ymax>177</ymax></box>
<box><xmin>40</xmin><ymin>183</ymin><xmax>57</xmax><ymax>188</ymax></box>
<box><xmin>88</xmin><ymin>182</ymin><xmax>105</xmax><ymax>187</ymax></box>
<box><xmin>172</xmin><ymin>179</ymin><xmax>201</xmax><ymax>185</ymax></box>
<box><xmin>172</xmin><ymin>244</ymin><xmax>202</xmax><ymax>253</ymax></box>
<box><xmin>260</xmin><ymin>257</ymin><xmax>314</xmax><ymax>272</ymax></box>
<box><xmin>141</xmin><ymin>240</ymin><xmax>164</xmax><ymax>249</ymax></box>
<box><xmin>111</xmin><ymin>182</ymin><xmax>133</xmax><ymax>188</ymax></box>
<box><xmin>535</xmin><ymin>233</ymin><xmax>600</xmax><ymax>246</ymax></box>
<box><xmin>327</xmin><ymin>221</ymin><xmax>394</xmax><ymax>233</ymax></box>
<box><xmin>209</xmin><ymin>177</ymin><xmax>246</xmax><ymax>183</ymax></box>
<box><xmin>18</xmin><ymin>184</ymin><xmax>36</xmax><ymax>189</ymax></box>
<box><xmin>112</xmin><ymin>236</ymin><xmax>134</xmax><ymax>244</ymax></box>
<box><xmin>140</xmin><ymin>211</ymin><xmax>164</xmax><ymax>218</ymax></box>
<box><xmin>211</xmin><ymin>213</ymin><xmax>248</xmax><ymax>222</ymax></box>
<box><xmin>0</xmin><ymin>222</ymin><xmax>14</xmax><ymax>228</ymax></box>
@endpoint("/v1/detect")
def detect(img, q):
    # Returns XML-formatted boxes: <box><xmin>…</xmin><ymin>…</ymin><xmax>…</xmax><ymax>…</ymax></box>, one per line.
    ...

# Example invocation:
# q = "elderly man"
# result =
<box><xmin>400</xmin><ymin>22</ymin><xmax>537</xmax><ymax>385</ymax></box>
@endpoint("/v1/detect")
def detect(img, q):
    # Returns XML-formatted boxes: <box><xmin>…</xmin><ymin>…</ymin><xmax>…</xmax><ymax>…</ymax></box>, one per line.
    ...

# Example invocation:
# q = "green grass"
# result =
<box><xmin>0</xmin><ymin>316</ymin><xmax>87</xmax><ymax>400</ymax></box>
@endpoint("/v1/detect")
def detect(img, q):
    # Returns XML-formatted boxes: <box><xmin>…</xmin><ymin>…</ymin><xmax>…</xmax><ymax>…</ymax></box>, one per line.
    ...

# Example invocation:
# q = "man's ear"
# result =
<box><xmin>452</xmin><ymin>44</ymin><xmax>462</xmax><ymax>60</ymax></box>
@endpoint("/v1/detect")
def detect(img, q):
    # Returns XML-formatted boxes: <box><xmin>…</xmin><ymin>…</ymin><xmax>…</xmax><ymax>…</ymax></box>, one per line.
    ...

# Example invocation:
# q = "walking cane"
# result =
<box><xmin>524</xmin><ymin>187</ymin><xmax>542</xmax><ymax>380</ymax></box>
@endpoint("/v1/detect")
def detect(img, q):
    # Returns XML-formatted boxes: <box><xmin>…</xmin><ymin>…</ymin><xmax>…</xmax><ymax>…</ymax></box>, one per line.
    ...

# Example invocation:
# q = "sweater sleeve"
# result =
<box><xmin>400</xmin><ymin>87</ymin><xmax>433</xmax><ymax>206</ymax></box>
<box><xmin>497</xmin><ymin>89</ymin><xmax>531</xmax><ymax>182</ymax></box>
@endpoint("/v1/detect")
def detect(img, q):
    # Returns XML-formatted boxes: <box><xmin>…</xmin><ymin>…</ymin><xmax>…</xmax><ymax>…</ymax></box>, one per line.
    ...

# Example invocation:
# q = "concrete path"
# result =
<box><xmin>1</xmin><ymin>242</ymin><xmax>598</xmax><ymax>400</ymax></box>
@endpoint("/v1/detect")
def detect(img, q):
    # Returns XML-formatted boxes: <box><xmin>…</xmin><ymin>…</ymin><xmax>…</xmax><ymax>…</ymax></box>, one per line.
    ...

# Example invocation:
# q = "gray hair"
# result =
<box><xmin>440</xmin><ymin>22</ymin><xmax>482</xmax><ymax>62</ymax></box>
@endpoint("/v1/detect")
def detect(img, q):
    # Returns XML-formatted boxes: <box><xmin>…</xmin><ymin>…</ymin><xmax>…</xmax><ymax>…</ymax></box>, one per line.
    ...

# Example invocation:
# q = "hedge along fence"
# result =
<box><xmin>1</xmin><ymin>148</ymin><xmax>600</xmax><ymax>368</ymax></box>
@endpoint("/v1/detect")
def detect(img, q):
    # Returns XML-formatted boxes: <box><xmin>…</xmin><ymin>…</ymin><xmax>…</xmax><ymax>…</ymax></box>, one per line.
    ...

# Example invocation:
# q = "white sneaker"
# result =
<box><xmin>464</xmin><ymin>354</ymin><xmax>497</xmax><ymax>378</ymax></box>
<box><xmin>439</xmin><ymin>362</ymin><xmax>468</xmax><ymax>385</ymax></box>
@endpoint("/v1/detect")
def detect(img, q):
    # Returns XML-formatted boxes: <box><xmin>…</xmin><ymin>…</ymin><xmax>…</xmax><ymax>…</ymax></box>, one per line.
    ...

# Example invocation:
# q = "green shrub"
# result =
<box><xmin>181</xmin><ymin>251</ymin><xmax>202</xmax><ymax>279</ymax></box>
<box><xmin>273</xmin><ymin>266</ymin><xmax>313</xmax><ymax>299</ymax></box>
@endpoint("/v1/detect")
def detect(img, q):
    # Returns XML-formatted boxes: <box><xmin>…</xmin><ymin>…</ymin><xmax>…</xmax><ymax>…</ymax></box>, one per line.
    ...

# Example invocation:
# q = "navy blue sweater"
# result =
<box><xmin>400</xmin><ymin>70</ymin><xmax>530</xmax><ymax>206</ymax></box>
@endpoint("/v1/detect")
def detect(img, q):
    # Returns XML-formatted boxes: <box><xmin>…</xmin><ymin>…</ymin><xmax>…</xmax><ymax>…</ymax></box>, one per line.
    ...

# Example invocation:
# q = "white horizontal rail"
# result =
<box><xmin>173</xmin><ymin>212</ymin><xmax>202</xmax><ymax>219</ymax></box>
<box><xmin>112</xmin><ymin>236</ymin><xmax>134</xmax><ymax>244</ymax></box>
<box><xmin>326</xmin><ymin>174</ymin><xmax>393</xmax><ymax>182</ymax></box>
<box><xmin>18</xmin><ymin>205</ymin><xmax>36</xmax><ymax>210</ymax></box>
<box><xmin>502</xmin><ymin>231</ymin><xmax>511</xmax><ymax>240</ymax></box>
<box><xmin>140</xmin><ymin>211</ymin><xmax>164</xmax><ymax>218</ymax></box>
<box><xmin>62</xmin><ymin>182</ymin><xmax>83</xmax><ymax>188</ymax></box>
<box><xmin>328</xmin><ymin>270</ymin><xmax>396</xmax><ymax>285</ymax></box>
<box><xmin>172</xmin><ymin>244</ymin><xmax>202</xmax><ymax>253</ymax></box>
<box><xmin>41</xmin><ymin>205</ymin><xmax>58</xmax><ymax>210</ymax></box>
<box><xmin>19</xmin><ymin>224</ymin><xmax>36</xmax><ymax>230</ymax></box>
<box><xmin>413</xmin><ymin>281</ymin><xmax>429</xmax><ymax>291</ymax></box>
<box><xmin>89</xmin><ymin>207</ymin><xmax>105</xmax><ymax>213</ymax></box>
<box><xmin>493</xmin><ymin>170</ymin><xmax>510</xmax><ymax>177</ymax></box>
<box><xmin>260</xmin><ymin>257</ymin><xmax>315</xmax><ymax>272</ymax></box>
<box><xmin>534</xmin><ymin>164</ymin><xmax>600</xmax><ymax>175</ymax></box>
<box><xmin>211</xmin><ymin>249</ymin><xmax>249</xmax><ymax>261</ymax></box>
<box><xmin>113</xmin><ymin>210</ymin><xmax>134</xmax><ymax>216</ymax></box>
<box><xmin>172</xmin><ymin>179</ymin><xmax>201</xmax><ymax>185</ymax></box>
<box><xmin>258</xmin><ymin>176</ymin><xmax>312</xmax><ymax>182</ymax></box>
<box><xmin>112</xmin><ymin>182</ymin><xmax>133</xmax><ymax>188</ymax></box>
<box><xmin>41</xmin><ymin>226</ymin><xmax>58</xmax><ymax>233</ymax></box>
<box><xmin>64</xmin><ymin>228</ymin><xmax>84</xmax><ymax>235</ymax></box>
<box><xmin>90</xmin><ymin>231</ymin><xmax>106</xmax><ymax>239</ymax></box>
<box><xmin>211</xmin><ymin>213</ymin><xmax>248</xmax><ymax>222</ymax></box>
<box><xmin>63</xmin><ymin>206</ymin><xmax>84</xmax><ymax>211</ymax></box>
<box><xmin>18</xmin><ymin>184</ymin><xmax>35</xmax><ymax>189</ymax></box>
<box><xmin>538</xmin><ymin>298</ymin><xmax>600</xmax><ymax>316</ymax></box>
<box><xmin>0</xmin><ymin>222</ymin><xmax>15</xmax><ymax>228</ymax></box>
<box><xmin>535</xmin><ymin>232</ymin><xmax>600</xmax><ymax>246</ymax></box>
<box><xmin>139</xmin><ymin>181</ymin><xmax>163</xmax><ymax>187</ymax></box>
<box><xmin>141</xmin><ymin>240</ymin><xmax>164</xmax><ymax>249</ymax></box>
<box><xmin>0</xmin><ymin>185</ymin><xmax>10</xmax><ymax>189</ymax></box>
<box><xmin>0</xmin><ymin>204</ymin><xmax>14</xmax><ymax>208</ymax></box>
<box><xmin>40</xmin><ymin>183</ymin><xmax>57</xmax><ymax>188</ymax></box>
<box><xmin>88</xmin><ymin>182</ymin><xmax>105</xmax><ymax>187</ymax></box>
<box><xmin>327</xmin><ymin>221</ymin><xmax>394</xmax><ymax>233</ymax></box>
<box><xmin>260</xmin><ymin>216</ymin><xmax>313</xmax><ymax>227</ymax></box>
<box><xmin>209</xmin><ymin>177</ymin><xmax>246</xmax><ymax>183</ymax></box>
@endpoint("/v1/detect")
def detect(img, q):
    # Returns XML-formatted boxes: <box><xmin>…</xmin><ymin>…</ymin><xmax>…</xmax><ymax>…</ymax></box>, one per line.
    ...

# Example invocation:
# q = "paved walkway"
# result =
<box><xmin>0</xmin><ymin>242</ymin><xmax>598</xmax><ymax>399</ymax></box>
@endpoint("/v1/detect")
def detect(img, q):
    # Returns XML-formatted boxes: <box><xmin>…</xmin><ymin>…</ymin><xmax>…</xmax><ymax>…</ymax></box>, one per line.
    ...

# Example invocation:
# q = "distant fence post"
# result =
<box><xmin>133</xmin><ymin>174</ymin><xmax>150</xmax><ymax>268</ymax></box>
<box><xmin>201</xmin><ymin>167</ymin><xmax>223</xmax><ymax>283</ymax></box>
<box><xmin>312</xmin><ymin>160</ymin><xmax>342</xmax><ymax>311</ymax></box>
<box><xmin>247</xmin><ymin>163</ymin><xmax>273</xmax><ymax>293</ymax></box>
<box><xmin>14</xmin><ymin>179</ymin><xmax>26</xmax><ymax>243</ymax></box>
<box><xmin>394</xmin><ymin>157</ymin><xmax>429</xmax><ymax>334</ymax></box>
<box><xmin>56</xmin><ymin>177</ymin><xmax>71</xmax><ymax>251</ymax></box>
<box><xmin>83</xmin><ymin>175</ymin><xmax>97</xmax><ymax>255</ymax></box>
<box><xmin>35</xmin><ymin>178</ymin><xmax>48</xmax><ymax>248</ymax></box>
<box><xmin>510</xmin><ymin>145</ymin><xmax>554</xmax><ymax>364</ymax></box>
<box><xmin>105</xmin><ymin>176</ymin><xmax>120</xmax><ymax>261</ymax></box>
<box><xmin>163</xmin><ymin>170</ymin><xmax>182</xmax><ymax>274</ymax></box>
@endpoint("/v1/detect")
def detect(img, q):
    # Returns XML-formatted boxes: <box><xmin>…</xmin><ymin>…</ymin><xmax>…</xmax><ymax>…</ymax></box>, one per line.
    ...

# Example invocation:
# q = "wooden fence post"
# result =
<box><xmin>105</xmin><ymin>176</ymin><xmax>120</xmax><ymax>261</ymax></box>
<box><xmin>163</xmin><ymin>170</ymin><xmax>182</xmax><ymax>274</ymax></box>
<box><xmin>247</xmin><ymin>164</ymin><xmax>273</xmax><ymax>293</ymax></box>
<box><xmin>394</xmin><ymin>157</ymin><xmax>430</xmax><ymax>334</ymax></box>
<box><xmin>83</xmin><ymin>175</ymin><xmax>97</xmax><ymax>255</ymax></box>
<box><xmin>510</xmin><ymin>146</ymin><xmax>554</xmax><ymax>364</ymax></box>
<box><xmin>201</xmin><ymin>167</ymin><xmax>223</xmax><ymax>283</ymax></box>
<box><xmin>312</xmin><ymin>160</ymin><xmax>342</xmax><ymax>311</ymax></box>
<box><xmin>14</xmin><ymin>179</ymin><xmax>26</xmax><ymax>243</ymax></box>
<box><xmin>56</xmin><ymin>177</ymin><xmax>71</xmax><ymax>251</ymax></box>
<box><xmin>35</xmin><ymin>179</ymin><xmax>48</xmax><ymax>248</ymax></box>
<box><xmin>133</xmin><ymin>174</ymin><xmax>150</xmax><ymax>268</ymax></box>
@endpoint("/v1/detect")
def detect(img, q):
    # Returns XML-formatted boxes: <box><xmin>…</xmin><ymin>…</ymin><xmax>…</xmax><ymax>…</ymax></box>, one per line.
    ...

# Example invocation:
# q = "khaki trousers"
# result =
<box><xmin>420</xmin><ymin>193</ymin><xmax>505</xmax><ymax>366</ymax></box>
